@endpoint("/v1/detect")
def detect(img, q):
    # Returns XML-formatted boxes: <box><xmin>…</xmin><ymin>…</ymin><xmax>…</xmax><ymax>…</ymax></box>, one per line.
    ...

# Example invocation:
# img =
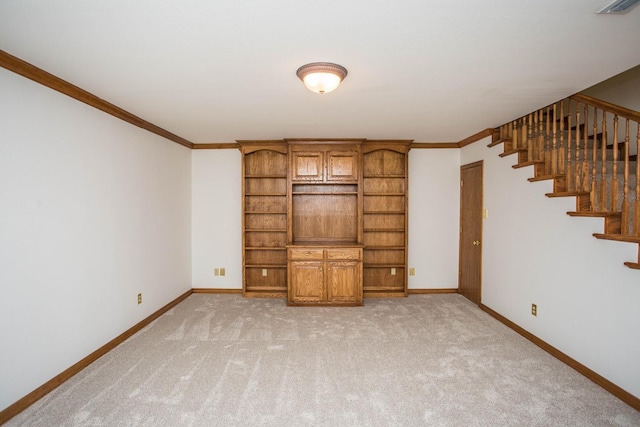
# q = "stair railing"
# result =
<box><xmin>496</xmin><ymin>94</ymin><xmax>640</xmax><ymax>238</ymax></box>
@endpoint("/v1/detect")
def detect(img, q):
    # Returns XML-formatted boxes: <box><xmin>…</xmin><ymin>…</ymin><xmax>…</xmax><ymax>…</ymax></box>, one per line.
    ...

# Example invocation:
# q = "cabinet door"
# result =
<box><xmin>326</xmin><ymin>261</ymin><xmax>361</xmax><ymax>303</ymax></box>
<box><xmin>292</xmin><ymin>152</ymin><xmax>324</xmax><ymax>181</ymax></box>
<box><xmin>289</xmin><ymin>262</ymin><xmax>324</xmax><ymax>303</ymax></box>
<box><xmin>326</xmin><ymin>151</ymin><xmax>358</xmax><ymax>182</ymax></box>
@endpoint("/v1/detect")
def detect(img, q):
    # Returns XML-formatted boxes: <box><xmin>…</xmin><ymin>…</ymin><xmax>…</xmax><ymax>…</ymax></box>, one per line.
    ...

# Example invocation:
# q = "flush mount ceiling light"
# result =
<box><xmin>296</xmin><ymin>62</ymin><xmax>348</xmax><ymax>94</ymax></box>
<box><xmin>597</xmin><ymin>0</ymin><xmax>640</xmax><ymax>13</ymax></box>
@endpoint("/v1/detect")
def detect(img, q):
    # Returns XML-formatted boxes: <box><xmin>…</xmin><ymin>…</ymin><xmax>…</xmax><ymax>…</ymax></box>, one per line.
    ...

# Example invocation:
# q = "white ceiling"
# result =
<box><xmin>1</xmin><ymin>1</ymin><xmax>639</xmax><ymax>144</ymax></box>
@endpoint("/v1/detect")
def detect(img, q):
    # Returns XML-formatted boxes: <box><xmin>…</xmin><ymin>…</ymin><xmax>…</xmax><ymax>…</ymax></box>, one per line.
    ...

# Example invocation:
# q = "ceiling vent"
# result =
<box><xmin>597</xmin><ymin>0</ymin><xmax>640</xmax><ymax>13</ymax></box>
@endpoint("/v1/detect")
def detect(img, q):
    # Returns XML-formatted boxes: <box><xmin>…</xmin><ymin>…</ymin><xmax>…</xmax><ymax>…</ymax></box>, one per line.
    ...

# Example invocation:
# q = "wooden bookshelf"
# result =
<box><xmin>286</xmin><ymin>141</ymin><xmax>364</xmax><ymax>306</ymax></box>
<box><xmin>240</xmin><ymin>143</ymin><xmax>288</xmax><ymax>298</ymax></box>
<box><xmin>240</xmin><ymin>139</ymin><xmax>411</xmax><ymax>303</ymax></box>
<box><xmin>362</xmin><ymin>141</ymin><xmax>410</xmax><ymax>297</ymax></box>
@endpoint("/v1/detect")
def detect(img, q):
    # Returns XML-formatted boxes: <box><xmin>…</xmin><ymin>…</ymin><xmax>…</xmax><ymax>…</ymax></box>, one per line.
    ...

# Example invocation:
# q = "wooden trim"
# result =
<box><xmin>283</xmin><ymin>138</ymin><xmax>365</xmax><ymax>143</ymax></box>
<box><xmin>192</xmin><ymin>143</ymin><xmax>240</xmax><ymax>150</ymax></box>
<box><xmin>362</xmin><ymin>140</ymin><xmax>412</xmax><ymax>154</ymax></box>
<box><xmin>237</xmin><ymin>141</ymin><xmax>288</xmax><ymax>155</ymax></box>
<box><xmin>408</xmin><ymin>288</ymin><xmax>458</xmax><ymax>294</ymax></box>
<box><xmin>461</xmin><ymin>160</ymin><xmax>484</xmax><ymax>171</ymax></box>
<box><xmin>191</xmin><ymin>288</ymin><xmax>243</xmax><ymax>294</ymax></box>
<box><xmin>571</xmin><ymin>94</ymin><xmax>640</xmax><ymax>122</ymax></box>
<box><xmin>480</xmin><ymin>303</ymin><xmax>640</xmax><ymax>411</ymax></box>
<box><xmin>410</xmin><ymin>142</ymin><xmax>458</xmax><ymax>149</ymax></box>
<box><xmin>0</xmin><ymin>289</ymin><xmax>193</xmax><ymax>425</ymax></box>
<box><xmin>457</xmin><ymin>128</ymin><xmax>495</xmax><ymax>148</ymax></box>
<box><xmin>0</xmin><ymin>50</ymin><xmax>195</xmax><ymax>149</ymax></box>
<box><xmin>593</xmin><ymin>233</ymin><xmax>640</xmax><ymax>244</ymax></box>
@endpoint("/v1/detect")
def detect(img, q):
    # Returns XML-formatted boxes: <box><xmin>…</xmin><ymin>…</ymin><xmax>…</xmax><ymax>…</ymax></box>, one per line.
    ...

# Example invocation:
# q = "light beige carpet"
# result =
<box><xmin>6</xmin><ymin>294</ymin><xmax>640</xmax><ymax>426</ymax></box>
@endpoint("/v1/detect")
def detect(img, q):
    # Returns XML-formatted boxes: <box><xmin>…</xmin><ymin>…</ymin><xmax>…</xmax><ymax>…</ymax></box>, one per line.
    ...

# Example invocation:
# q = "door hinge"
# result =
<box><xmin>460</xmin><ymin>180</ymin><xmax>463</xmax><ymax>187</ymax></box>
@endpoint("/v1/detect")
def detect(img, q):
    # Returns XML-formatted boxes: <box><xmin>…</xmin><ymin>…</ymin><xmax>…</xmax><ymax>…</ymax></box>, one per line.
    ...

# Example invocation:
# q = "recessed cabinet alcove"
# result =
<box><xmin>240</xmin><ymin>139</ymin><xmax>410</xmax><ymax>305</ymax></box>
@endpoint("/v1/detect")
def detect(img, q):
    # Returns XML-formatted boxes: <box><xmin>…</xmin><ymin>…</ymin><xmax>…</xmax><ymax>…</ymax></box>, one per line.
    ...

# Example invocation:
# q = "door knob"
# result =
<box><xmin>472</xmin><ymin>240</ymin><xmax>481</xmax><ymax>246</ymax></box>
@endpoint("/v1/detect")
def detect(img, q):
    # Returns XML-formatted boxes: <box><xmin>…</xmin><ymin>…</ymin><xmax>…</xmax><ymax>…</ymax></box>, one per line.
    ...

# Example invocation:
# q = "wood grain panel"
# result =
<box><xmin>245</xmin><ymin>195</ymin><xmax>287</xmax><ymax>213</ymax></box>
<box><xmin>363</xmin><ymin>150</ymin><xmax>405</xmax><ymax>176</ymax></box>
<box><xmin>363</xmin><ymin>249</ymin><xmax>405</xmax><ymax>264</ymax></box>
<box><xmin>244</xmin><ymin>249</ymin><xmax>287</xmax><ymax>265</ymax></box>
<box><xmin>245</xmin><ymin>178</ymin><xmax>287</xmax><ymax>195</ymax></box>
<box><xmin>364</xmin><ymin>195</ymin><xmax>405</xmax><ymax>212</ymax></box>
<box><xmin>245</xmin><ymin>150</ymin><xmax>288</xmax><ymax>176</ymax></box>
<box><xmin>245</xmin><ymin>267</ymin><xmax>287</xmax><ymax>290</ymax></box>
<box><xmin>363</xmin><ymin>213</ymin><xmax>405</xmax><ymax>229</ymax></box>
<box><xmin>245</xmin><ymin>231</ymin><xmax>287</xmax><ymax>247</ymax></box>
<box><xmin>292</xmin><ymin>194</ymin><xmax>358</xmax><ymax>242</ymax></box>
<box><xmin>363</xmin><ymin>177</ymin><xmax>405</xmax><ymax>193</ymax></box>
<box><xmin>244</xmin><ymin>213</ymin><xmax>287</xmax><ymax>230</ymax></box>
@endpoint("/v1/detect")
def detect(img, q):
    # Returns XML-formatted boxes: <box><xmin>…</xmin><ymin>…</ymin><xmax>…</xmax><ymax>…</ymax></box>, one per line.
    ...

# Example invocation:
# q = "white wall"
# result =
<box><xmin>582</xmin><ymin>64</ymin><xmax>640</xmax><ymax>113</ymax></box>
<box><xmin>191</xmin><ymin>150</ymin><xmax>242</xmax><ymax>289</ymax></box>
<box><xmin>408</xmin><ymin>149</ymin><xmax>460</xmax><ymax>289</ymax></box>
<box><xmin>0</xmin><ymin>69</ymin><xmax>192</xmax><ymax>411</ymax></box>
<box><xmin>190</xmin><ymin>148</ymin><xmax>461</xmax><ymax>291</ymax></box>
<box><xmin>461</xmin><ymin>137</ymin><xmax>640</xmax><ymax>399</ymax></box>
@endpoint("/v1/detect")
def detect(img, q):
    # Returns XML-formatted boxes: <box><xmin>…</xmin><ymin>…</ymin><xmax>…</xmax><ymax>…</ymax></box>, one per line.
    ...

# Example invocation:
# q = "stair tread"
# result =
<box><xmin>528</xmin><ymin>174</ymin><xmax>564</xmax><ymax>182</ymax></box>
<box><xmin>499</xmin><ymin>148</ymin><xmax>527</xmax><ymax>158</ymax></box>
<box><xmin>567</xmin><ymin>211</ymin><xmax>621</xmax><ymax>218</ymax></box>
<box><xmin>513</xmin><ymin>160</ymin><xmax>544</xmax><ymax>170</ymax></box>
<box><xmin>593</xmin><ymin>233</ymin><xmax>640</xmax><ymax>243</ymax></box>
<box><xmin>545</xmin><ymin>191</ymin><xmax>590</xmax><ymax>198</ymax></box>
<box><xmin>623</xmin><ymin>262</ymin><xmax>640</xmax><ymax>269</ymax></box>
<box><xmin>487</xmin><ymin>138</ymin><xmax>511</xmax><ymax>148</ymax></box>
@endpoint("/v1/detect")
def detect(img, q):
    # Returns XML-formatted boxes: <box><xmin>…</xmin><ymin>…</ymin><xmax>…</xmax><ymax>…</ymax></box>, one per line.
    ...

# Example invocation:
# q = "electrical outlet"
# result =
<box><xmin>137</xmin><ymin>293</ymin><xmax>142</xmax><ymax>305</ymax></box>
<box><xmin>531</xmin><ymin>303</ymin><xmax>537</xmax><ymax>316</ymax></box>
<box><xmin>391</xmin><ymin>267</ymin><xmax>396</xmax><ymax>275</ymax></box>
<box><xmin>214</xmin><ymin>268</ymin><xmax>219</xmax><ymax>276</ymax></box>
<box><xmin>262</xmin><ymin>269</ymin><xmax>268</xmax><ymax>277</ymax></box>
<box><xmin>220</xmin><ymin>268</ymin><xmax>225</xmax><ymax>276</ymax></box>
<box><xmin>409</xmin><ymin>268</ymin><xmax>415</xmax><ymax>276</ymax></box>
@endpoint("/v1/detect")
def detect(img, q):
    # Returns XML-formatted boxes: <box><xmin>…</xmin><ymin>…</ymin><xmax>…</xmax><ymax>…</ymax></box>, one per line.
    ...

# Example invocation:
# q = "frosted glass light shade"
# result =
<box><xmin>296</xmin><ymin>62</ymin><xmax>348</xmax><ymax>94</ymax></box>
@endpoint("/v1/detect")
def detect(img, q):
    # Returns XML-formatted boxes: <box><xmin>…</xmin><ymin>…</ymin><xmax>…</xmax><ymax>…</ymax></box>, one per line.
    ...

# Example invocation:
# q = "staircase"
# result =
<box><xmin>491</xmin><ymin>93</ymin><xmax>640</xmax><ymax>269</ymax></box>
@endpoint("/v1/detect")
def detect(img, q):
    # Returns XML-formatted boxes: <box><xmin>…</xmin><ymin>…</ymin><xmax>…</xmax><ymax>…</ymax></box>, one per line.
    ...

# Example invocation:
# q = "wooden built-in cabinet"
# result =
<box><xmin>287</xmin><ymin>246</ymin><xmax>363</xmax><ymax>306</ymax></box>
<box><xmin>240</xmin><ymin>142</ymin><xmax>288</xmax><ymax>298</ymax></box>
<box><xmin>240</xmin><ymin>139</ymin><xmax>410</xmax><ymax>304</ymax></box>
<box><xmin>287</xmin><ymin>140</ymin><xmax>364</xmax><ymax>306</ymax></box>
<box><xmin>362</xmin><ymin>141</ymin><xmax>410</xmax><ymax>297</ymax></box>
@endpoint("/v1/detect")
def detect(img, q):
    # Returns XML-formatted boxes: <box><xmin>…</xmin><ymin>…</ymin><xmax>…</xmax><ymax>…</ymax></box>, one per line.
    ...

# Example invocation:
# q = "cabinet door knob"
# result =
<box><xmin>305</xmin><ymin>251</ymin><xmax>313</xmax><ymax>255</ymax></box>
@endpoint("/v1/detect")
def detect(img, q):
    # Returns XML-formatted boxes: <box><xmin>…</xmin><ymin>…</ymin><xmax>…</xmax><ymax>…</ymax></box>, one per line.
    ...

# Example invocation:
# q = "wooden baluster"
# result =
<box><xmin>591</xmin><ymin>108</ymin><xmax>598</xmax><ymax>212</ymax></box>
<box><xmin>573</xmin><ymin>104</ymin><xmax>582</xmax><ymax>192</ymax></box>
<box><xmin>527</xmin><ymin>113</ymin><xmax>534</xmax><ymax>163</ymax></box>
<box><xmin>600</xmin><ymin>112</ymin><xmax>608</xmax><ymax>211</ymax></box>
<box><xmin>635</xmin><ymin>124</ymin><xmax>640</xmax><ymax>236</ymax></box>
<box><xmin>611</xmin><ymin>116</ymin><xmax>619</xmax><ymax>214</ymax></box>
<box><xmin>566</xmin><ymin>101</ymin><xmax>573</xmax><ymax>191</ymax></box>
<box><xmin>581</xmin><ymin>104</ymin><xmax>590</xmax><ymax>192</ymax></box>
<box><xmin>508</xmin><ymin>121</ymin><xmax>514</xmax><ymax>150</ymax></box>
<box><xmin>536</xmin><ymin>110</ymin><xmax>544</xmax><ymax>162</ymax></box>
<box><xmin>517</xmin><ymin>117</ymin><xmax>522</xmax><ymax>151</ymax></box>
<box><xmin>512</xmin><ymin>120</ymin><xmax>519</xmax><ymax>151</ymax></box>
<box><xmin>551</xmin><ymin>103</ymin><xmax>558</xmax><ymax>174</ymax></box>
<box><xmin>621</xmin><ymin>120</ymin><xmax>630</xmax><ymax>235</ymax></box>
<box><xmin>544</xmin><ymin>106</ymin><xmax>550</xmax><ymax>174</ymax></box>
<box><xmin>559</xmin><ymin>100</ymin><xmax>566</xmax><ymax>176</ymax></box>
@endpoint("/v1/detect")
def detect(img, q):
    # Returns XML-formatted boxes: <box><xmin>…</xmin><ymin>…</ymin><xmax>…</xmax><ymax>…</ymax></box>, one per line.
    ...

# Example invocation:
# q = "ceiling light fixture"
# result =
<box><xmin>596</xmin><ymin>0</ymin><xmax>640</xmax><ymax>13</ymax></box>
<box><xmin>296</xmin><ymin>62</ymin><xmax>348</xmax><ymax>94</ymax></box>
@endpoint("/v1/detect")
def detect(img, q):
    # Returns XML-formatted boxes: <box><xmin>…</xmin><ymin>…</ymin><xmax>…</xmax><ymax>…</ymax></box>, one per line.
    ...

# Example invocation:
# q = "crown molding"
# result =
<box><xmin>0</xmin><ymin>49</ymin><xmax>194</xmax><ymax>149</ymax></box>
